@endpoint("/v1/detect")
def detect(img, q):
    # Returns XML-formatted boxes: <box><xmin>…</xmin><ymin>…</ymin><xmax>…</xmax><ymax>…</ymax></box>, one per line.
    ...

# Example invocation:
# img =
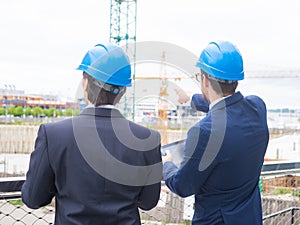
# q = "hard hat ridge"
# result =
<box><xmin>196</xmin><ymin>40</ymin><xmax>244</xmax><ymax>81</ymax></box>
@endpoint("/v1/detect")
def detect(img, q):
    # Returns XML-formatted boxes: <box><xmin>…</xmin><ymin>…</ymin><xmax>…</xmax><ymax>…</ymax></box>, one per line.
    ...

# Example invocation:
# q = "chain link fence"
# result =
<box><xmin>0</xmin><ymin>162</ymin><xmax>299</xmax><ymax>224</ymax></box>
<box><xmin>0</xmin><ymin>198</ymin><xmax>54</xmax><ymax>225</ymax></box>
<box><xmin>1</xmin><ymin>177</ymin><xmax>300</xmax><ymax>225</ymax></box>
<box><xmin>261</xmin><ymin>172</ymin><xmax>300</xmax><ymax>225</ymax></box>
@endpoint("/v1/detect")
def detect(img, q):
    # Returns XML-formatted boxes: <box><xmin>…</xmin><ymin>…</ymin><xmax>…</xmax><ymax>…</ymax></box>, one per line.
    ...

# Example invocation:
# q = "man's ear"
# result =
<box><xmin>82</xmin><ymin>77</ymin><xmax>88</xmax><ymax>92</ymax></box>
<box><xmin>82</xmin><ymin>76</ymin><xmax>90</xmax><ymax>105</ymax></box>
<box><xmin>203</xmin><ymin>74</ymin><xmax>210</xmax><ymax>88</ymax></box>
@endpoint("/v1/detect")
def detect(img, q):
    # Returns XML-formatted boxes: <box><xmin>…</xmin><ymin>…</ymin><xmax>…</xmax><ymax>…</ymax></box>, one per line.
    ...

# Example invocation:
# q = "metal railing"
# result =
<box><xmin>1</xmin><ymin>161</ymin><xmax>300</xmax><ymax>224</ymax></box>
<box><xmin>263</xmin><ymin>207</ymin><xmax>300</xmax><ymax>224</ymax></box>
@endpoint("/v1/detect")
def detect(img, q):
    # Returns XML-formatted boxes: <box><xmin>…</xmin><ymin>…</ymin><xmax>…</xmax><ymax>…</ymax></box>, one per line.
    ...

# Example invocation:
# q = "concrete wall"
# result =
<box><xmin>0</xmin><ymin>125</ymin><xmax>187</xmax><ymax>154</ymax></box>
<box><xmin>0</xmin><ymin>125</ymin><xmax>38</xmax><ymax>154</ymax></box>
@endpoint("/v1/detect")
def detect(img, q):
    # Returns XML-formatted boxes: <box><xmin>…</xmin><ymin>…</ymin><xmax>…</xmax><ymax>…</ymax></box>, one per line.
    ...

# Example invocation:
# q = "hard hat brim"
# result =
<box><xmin>195</xmin><ymin>60</ymin><xmax>244</xmax><ymax>81</ymax></box>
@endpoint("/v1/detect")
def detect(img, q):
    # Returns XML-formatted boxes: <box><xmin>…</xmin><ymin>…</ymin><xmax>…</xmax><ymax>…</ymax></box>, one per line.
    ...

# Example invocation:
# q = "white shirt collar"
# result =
<box><xmin>97</xmin><ymin>104</ymin><xmax>116</xmax><ymax>109</ymax></box>
<box><xmin>85</xmin><ymin>104</ymin><xmax>115</xmax><ymax>109</ymax></box>
<box><xmin>209</xmin><ymin>94</ymin><xmax>233</xmax><ymax>110</ymax></box>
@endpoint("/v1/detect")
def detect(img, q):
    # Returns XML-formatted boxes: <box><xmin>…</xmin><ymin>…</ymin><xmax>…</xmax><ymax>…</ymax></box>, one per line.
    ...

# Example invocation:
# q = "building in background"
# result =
<box><xmin>0</xmin><ymin>87</ymin><xmax>79</xmax><ymax>110</ymax></box>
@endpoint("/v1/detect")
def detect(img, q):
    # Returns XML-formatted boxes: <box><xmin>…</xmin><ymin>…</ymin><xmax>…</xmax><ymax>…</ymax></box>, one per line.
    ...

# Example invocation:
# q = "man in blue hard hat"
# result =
<box><xmin>162</xmin><ymin>41</ymin><xmax>269</xmax><ymax>224</ymax></box>
<box><xmin>22</xmin><ymin>43</ymin><xmax>163</xmax><ymax>225</ymax></box>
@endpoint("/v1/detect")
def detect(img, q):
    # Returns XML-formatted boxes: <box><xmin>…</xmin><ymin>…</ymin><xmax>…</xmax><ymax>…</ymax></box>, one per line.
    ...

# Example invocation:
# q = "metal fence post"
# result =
<box><xmin>291</xmin><ymin>208</ymin><xmax>295</xmax><ymax>225</ymax></box>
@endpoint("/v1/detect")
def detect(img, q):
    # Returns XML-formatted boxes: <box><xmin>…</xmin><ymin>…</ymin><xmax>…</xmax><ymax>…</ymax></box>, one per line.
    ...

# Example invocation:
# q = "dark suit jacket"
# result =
<box><xmin>163</xmin><ymin>92</ymin><xmax>269</xmax><ymax>225</ymax></box>
<box><xmin>22</xmin><ymin>107</ymin><xmax>162</xmax><ymax>225</ymax></box>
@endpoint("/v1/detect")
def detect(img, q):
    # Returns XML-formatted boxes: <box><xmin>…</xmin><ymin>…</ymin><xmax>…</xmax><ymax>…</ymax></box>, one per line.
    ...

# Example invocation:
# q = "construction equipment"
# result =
<box><xmin>110</xmin><ymin>0</ymin><xmax>137</xmax><ymax>119</ymax></box>
<box><xmin>158</xmin><ymin>51</ymin><xmax>169</xmax><ymax>145</ymax></box>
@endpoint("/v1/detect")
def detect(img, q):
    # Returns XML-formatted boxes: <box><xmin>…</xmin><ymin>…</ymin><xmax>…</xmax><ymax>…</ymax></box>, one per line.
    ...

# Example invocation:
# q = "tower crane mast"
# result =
<box><xmin>110</xmin><ymin>0</ymin><xmax>137</xmax><ymax>120</ymax></box>
<box><xmin>158</xmin><ymin>51</ymin><xmax>169</xmax><ymax>145</ymax></box>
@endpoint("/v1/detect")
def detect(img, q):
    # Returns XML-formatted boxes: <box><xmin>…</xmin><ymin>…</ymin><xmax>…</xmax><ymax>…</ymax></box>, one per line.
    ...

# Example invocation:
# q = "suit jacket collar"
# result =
<box><xmin>80</xmin><ymin>107</ymin><xmax>125</xmax><ymax>118</ymax></box>
<box><xmin>210</xmin><ymin>91</ymin><xmax>244</xmax><ymax>112</ymax></box>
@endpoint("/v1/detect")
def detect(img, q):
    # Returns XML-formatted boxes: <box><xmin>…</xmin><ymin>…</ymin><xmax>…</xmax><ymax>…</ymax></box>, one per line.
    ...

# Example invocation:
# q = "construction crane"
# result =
<box><xmin>135</xmin><ymin>73</ymin><xmax>300</xmax><ymax>81</ymax></box>
<box><xmin>108</xmin><ymin>0</ymin><xmax>300</xmax><ymax>141</ymax></box>
<box><xmin>110</xmin><ymin>0</ymin><xmax>137</xmax><ymax>120</ymax></box>
<box><xmin>110</xmin><ymin>0</ymin><xmax>136</xmax><ymax>47</ymax></box>
<box><xmin>158</xmin><ymin>51</ymin><xmax>169</xmax><ymax>145</ymax></box>
<box><xmin>135</xmin><ymin>68</ymin><xmax>300</xmax><ymax>80</ymax></box>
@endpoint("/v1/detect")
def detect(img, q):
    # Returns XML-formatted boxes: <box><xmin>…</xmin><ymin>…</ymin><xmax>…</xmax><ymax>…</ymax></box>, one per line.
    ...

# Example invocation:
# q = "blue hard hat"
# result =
<box><xmin>195</xmin><ymin>41</ymin><xmax>244</xmax><ymax>81</ymax></box>
<box><xmin>77</xmin><ymin>43</ymin><xmax>132</xmax><ymax>86</ymax></box>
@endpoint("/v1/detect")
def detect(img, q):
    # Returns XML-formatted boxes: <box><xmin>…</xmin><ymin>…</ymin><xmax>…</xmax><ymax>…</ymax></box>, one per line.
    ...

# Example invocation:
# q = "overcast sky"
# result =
<box><xmin>0</xmin><ymin>0</ymin><xmax>299</xmax><ymax>108</ymax></box>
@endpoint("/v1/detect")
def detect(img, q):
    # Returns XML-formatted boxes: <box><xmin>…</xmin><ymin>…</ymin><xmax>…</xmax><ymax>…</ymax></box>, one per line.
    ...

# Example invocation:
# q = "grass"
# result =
<box><xmin>270</xmin><ymin>188</ymin><xmax>300</xmax><ymax>196</ymax></box>
<box><xmin>0</xmin><ymin>121</ymin><xmax>44</xmax><ymax>125</ymax></box>
<box><xmin>9</xmin><ymin>200</ymin><xmax>24</xmax><ymax>206</ymax></box>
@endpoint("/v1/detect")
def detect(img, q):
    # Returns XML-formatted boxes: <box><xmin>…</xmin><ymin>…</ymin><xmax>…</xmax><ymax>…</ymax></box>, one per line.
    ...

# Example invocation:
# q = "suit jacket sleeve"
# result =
<box><xmin>22</xmin><ymin>124</ymin><xmax>56</xmax><ymax>209</ymax></box>
<box><xmin>163</xmin><ymin>126</ymin><xmax>214</xmax><ymax>197</ymax></box>
<box><xmin>138</xmin><ymin>132</ymin><xmax>162</xmax><ymax>210</ymax></box>
<box><xmin>137</xmin><ymin>182</ymin><xmax>161</xmax><ymax>210</ymax></box>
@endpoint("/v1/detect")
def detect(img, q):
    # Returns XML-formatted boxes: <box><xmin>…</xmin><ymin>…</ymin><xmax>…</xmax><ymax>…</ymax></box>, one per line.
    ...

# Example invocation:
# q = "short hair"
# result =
<box><xmin>201</xmin><ymin>71</ymin><xmax>238</xmax><ymax>96</ymax></box>
<box><xmin>83</xmin><ymin>73</ymin><xmax>126</xmax><ymax>106</ymax></box>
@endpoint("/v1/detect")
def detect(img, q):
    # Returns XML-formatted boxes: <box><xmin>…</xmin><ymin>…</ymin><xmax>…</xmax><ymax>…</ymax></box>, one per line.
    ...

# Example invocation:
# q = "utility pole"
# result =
<box><xmin>109</xmin><ymin>0</ymin><xmax>137</xmax><ymax>121</ymax></box>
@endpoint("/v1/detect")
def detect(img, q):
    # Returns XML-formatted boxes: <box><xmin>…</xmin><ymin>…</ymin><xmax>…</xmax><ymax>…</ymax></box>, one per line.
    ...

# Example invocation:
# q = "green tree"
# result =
<box><xmin>56</xmin><ymin>110</ymin><xmax>63</xmax><ymax>117</ymax></box>
<box><xmin>25</xmin><ymin>107</ymin><xmax>32</xmax><ymax>116</ymax></box>
<box><xmin>64</xmin><ymin>108</ymin><xmax>73</xmax><ymax>117</ymax></box>
<box><xmin>32</xmin><ymin>106</ymin><xmax>43</xmax><ymax>117</ymax></box>
<box><xmin>48</xmin><ymin>107</ymin><xmax>56</xmax><ymax>117</ymax></box>
<box><xmin>14</xmin><ymin>106</ymin><xmax>24</xmax><ymax>117</ymax></box>
<box><xmin>43</xmin><ymin>108</ymin><xmax>50</xmax><ymax>117</ymax></box>
<box><xmin>7</xmin><ymin>106</ymin><xmax>15</xmax><ymax>115</ymax></box>
<box><xmin>0</xmin><ymin>107</ymin><xmax>5</xmax><ymax>116</ymax></box>
<box><xmin>73</xmin><ymin>109</ymin><xmax>80</xmax><ymax>116</ymax></box>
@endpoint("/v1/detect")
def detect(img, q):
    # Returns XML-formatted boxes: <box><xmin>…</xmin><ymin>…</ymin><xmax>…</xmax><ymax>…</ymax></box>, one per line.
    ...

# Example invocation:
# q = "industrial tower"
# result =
<box><xmin>110</xmin><ymin>0</ymin><xmax>137</xmax><ymax>120</ymax></box>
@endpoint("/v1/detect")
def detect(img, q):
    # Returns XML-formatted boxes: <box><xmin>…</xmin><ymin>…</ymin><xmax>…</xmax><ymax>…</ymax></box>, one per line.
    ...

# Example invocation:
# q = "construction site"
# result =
<box><xmin>1</xmin><ymin>0</ymin><xmax>300</xmax><ymax>224</ymax></box>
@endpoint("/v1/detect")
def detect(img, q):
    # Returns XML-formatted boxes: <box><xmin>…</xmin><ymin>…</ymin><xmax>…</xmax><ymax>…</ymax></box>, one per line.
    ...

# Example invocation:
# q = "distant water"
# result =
<box><xmin>267</xmin><ymin>111</ymin><xmax>300</xmax><ymax>129</ymax></box>
<box><xmin>238</xmin><ymin>78</ymin><xmax>300</xmax><ymax>109</ymax></box>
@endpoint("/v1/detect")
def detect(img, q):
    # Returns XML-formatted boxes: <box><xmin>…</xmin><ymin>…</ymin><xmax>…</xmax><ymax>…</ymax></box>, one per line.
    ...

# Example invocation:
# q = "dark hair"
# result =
<box><xmin>201</xmin><ymin>71</ymin><xmax>238</xmax><ymax>96</ymax></box>
<box><xmin>83</xmin><ymin>73</ymin><xmax>125</xmax><ymax>106</ymax></box>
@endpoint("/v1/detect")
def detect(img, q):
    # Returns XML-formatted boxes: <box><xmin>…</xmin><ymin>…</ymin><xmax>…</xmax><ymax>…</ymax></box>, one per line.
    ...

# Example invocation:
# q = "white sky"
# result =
<box><xmin>0</xmin><ymin>0</ymin><xmax>300</xmax><ymax>108</ymax></box>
